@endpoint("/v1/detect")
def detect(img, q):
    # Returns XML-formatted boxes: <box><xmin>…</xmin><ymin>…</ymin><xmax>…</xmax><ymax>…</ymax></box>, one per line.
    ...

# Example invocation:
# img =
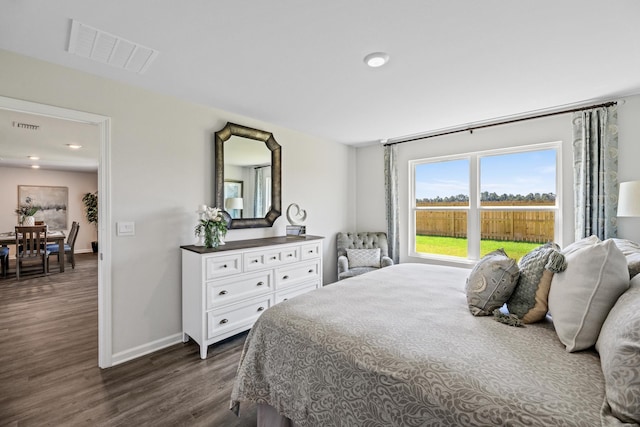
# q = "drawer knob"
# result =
<box><xmin>252</xmin><ymin>259</ymin><xmax>258</xmax><ymax>263</ymax></box>
<box><xmin>257</xmin><ymin>306</ymin><xmax>265</xmax><ymax>312</ymax></box>
<box><xmin>287</xmin><ymin>254</ymin><xmax>293</xmax><ymax>257</ymax></box>
<box><xmin>219</xmin><ymin>290</ymin><xmax>228</xmax><ymax>295</ymax></box>
<box><xmin>222</xmin><ymin>264</ymin><xmax>227</xmax><ymax>268</ymax></box>
<box><xmin>256</xmin><ymin>281</ymin><xmax>264</xmax><ymax>286</ymax></box>
<box><xmin>271</xmin><ymin>256</ymin><xmax>277</xmax><ymax>260</ymax></box>
<box><xmin>283</xmin><ymin>298</ymin><xmax>289</xmax><ymax>302</ymax></box>
<box><xmin>308</xmin><ymin>269</ymin><xmax>314</xmax><ymax>273</ymax></box>
<box><xmin>308</xmin><ymin>250</ymin><xmax>314</xmax><ymax>254</ymax></box>
<box><xmin>219</xmin><ymin>318</ymin><xmax>228</xmax><ymax>324</ymax></box>
<box><xmin>282</xmin><ymin>275</ymin><xmax>289</xmax><ymax>280</ymax></box>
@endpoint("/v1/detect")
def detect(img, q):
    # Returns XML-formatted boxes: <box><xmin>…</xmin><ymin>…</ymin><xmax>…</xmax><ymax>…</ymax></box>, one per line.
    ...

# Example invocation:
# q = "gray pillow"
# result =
<box><xmin>596</xmin><ymin>275</ymin><xmax>640</xmax><ymax>425</ymax></box>
<box><xmin>611</xmin><ymin>238</ymin><xmax>640</xmax><ymax>279</ymax></box>
<box><xmin>346</xmin><ymin>248</ymin><xmax>381</xmax><ymax>268</ymax></box>
<box><xmin>466</xmin><ymin>249</ymin><xmax>519</xmax><ymax>316</ymax></box>
<box><xmin>549</xmin><ymin>239</ymin><xmax>630</xmax><ymax>352</ymax></box>
<box><xmin>507</xmin><ymin>242</ymin><xmax>567</xmax><ymax>323</ymax></box>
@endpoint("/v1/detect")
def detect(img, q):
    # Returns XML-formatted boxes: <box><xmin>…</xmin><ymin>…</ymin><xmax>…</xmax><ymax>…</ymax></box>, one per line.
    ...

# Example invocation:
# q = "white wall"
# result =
<box><xmin>616</xmin><ymin>96</ymin><xmax>640</xmax><ymax>243</ymax></box>
<box><xmin>355</xmin><ymin>94</ymin><xmax>640</xmax><ymax>264</ymax></box>
<box><xmin>0</xmin><ymin>166</ymin><xmax>98</xmax><ymax>252</ymax></box>
<box><xmin>0</xmin><ymin>49</ymin><xmax>355</xmax><ymax>361</ymax></box>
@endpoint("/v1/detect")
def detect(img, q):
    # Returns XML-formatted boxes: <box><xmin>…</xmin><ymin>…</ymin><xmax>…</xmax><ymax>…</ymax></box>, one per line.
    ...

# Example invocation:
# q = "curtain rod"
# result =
<box><xmin>384</xmin><ymin>100</ymin><xmax>618</xmax><ymax>146</ymax></box>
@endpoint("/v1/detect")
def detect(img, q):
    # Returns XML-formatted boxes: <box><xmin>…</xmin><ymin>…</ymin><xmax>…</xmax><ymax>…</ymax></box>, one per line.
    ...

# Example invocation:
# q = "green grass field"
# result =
<box><xmin>416</xmin><ymin>235</ymin><xmax>540</xmax><ymax>262</ymax></box>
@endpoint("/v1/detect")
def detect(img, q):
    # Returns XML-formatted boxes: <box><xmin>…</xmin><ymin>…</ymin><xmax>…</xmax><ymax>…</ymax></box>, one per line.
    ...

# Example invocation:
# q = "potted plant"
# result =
<box><xmin>82</xmin><ymin>191</ymin><xmax>98</xmax><ymax>252</ymax></box>
<box><xmin>15</xmin><ymin>196</ymin><xmax>40</xmax><ymax>225</ymax></box>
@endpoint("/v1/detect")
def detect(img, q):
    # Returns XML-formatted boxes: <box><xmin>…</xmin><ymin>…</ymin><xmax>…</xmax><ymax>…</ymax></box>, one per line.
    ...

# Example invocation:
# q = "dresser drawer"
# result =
<box><xmin>205</xmin><ymin>254</ymin><xmax>242</xmax><ymax>279</ymax></box>
<box><xmin>275</xmin><ymin>280</ymin><xmax>318</xmax><ymax>304</ymax></box>
<box><xmin>206</xmin><ymin>271</ymin><xmax>273</xmax><ymax>309</ymax></box>
<box><xmin>207</xmin><ymin>296</ymin><xmax>272</xmax><ymax>339</ymax></box>
<box><xmin>244</xmin><ymin>246</ymin><xmax>300</xmax><ymax>271</ymax></box>
<box><xmin>275</xmin><ymin>260</ymin><xmax>320</xmax><ymax>289</ymax></box>
<box><xmin>301</xmin><ymin>242</ymin><xmax>321</xmax><ymax>260</ymax></box>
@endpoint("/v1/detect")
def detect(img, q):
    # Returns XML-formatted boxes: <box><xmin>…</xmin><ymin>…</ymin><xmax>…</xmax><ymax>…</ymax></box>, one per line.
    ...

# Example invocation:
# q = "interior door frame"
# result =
<box><xmin>0</xmin><ymin>95</ymin><xmax>112</xmax><ymax>368</ymax></box>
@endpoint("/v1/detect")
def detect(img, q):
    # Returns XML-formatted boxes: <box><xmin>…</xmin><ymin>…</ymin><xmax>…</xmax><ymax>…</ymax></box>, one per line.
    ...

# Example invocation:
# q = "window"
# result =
<box><xmin>411</xmin><ymin>144</ymin><xmax>560</xmax><ymax>263</ymax></box>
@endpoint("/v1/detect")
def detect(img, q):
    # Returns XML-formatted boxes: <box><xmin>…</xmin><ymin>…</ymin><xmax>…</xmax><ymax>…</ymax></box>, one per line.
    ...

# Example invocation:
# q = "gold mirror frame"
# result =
<box><xmin>214</xmin><ymin>122</ymin><xmax>282</xmax><ymax>229</ymax></box>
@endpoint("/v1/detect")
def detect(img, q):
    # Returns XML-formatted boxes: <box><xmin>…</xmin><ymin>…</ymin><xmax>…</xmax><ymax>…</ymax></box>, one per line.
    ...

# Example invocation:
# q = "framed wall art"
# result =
<box><xmin>18</xmin><ymin>185</ymin><xmax>68</xmax><ymax>230</ymax></box>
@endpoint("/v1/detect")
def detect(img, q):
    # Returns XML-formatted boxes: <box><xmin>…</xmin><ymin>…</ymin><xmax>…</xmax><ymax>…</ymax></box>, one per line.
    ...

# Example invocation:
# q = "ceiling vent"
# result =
<box><xmin>12</xmin><ymin>121</ymin><xmax>39</xmax><ymax>130</ymax></box>
<box><xmin>67</xmin><ymin>19</ymin><xmax>158</xmax><ymax>74</ymax></box>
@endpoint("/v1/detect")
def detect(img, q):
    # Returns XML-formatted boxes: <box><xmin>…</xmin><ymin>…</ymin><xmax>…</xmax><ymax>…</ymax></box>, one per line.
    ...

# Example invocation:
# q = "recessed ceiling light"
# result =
<box><xmin>66</xmin><ymin>144</ymin><xmax>83</xmax><ymax>150</ymax></box>
<box><xmin>31</xmin><ymin>165</ymin><xmax>40</xmax><ymax>169</ymax></box>
<box><xmin>28</xmin><ymin>155</ymin><xmax>40</xmax><ymax>160</ymax></box>
<box><xmin>364</xmin><ymin>52</ymin><xmax>390</xmax><ymax>68</ymax></box>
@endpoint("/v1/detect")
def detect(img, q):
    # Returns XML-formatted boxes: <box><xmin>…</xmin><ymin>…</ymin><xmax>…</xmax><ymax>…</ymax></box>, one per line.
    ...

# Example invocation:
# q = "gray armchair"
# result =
<box><xmin>337</xmin><ymin>232</ymin><xmax>394</xmax><ymax>280</ymax></box>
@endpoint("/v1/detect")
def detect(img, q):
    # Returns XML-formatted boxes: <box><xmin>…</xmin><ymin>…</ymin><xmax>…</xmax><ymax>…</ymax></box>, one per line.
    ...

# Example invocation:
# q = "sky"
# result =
<box><xmin>415</xmin><ymin>149</ymin><xmax>556</xmax><ymax>199</ymax></box>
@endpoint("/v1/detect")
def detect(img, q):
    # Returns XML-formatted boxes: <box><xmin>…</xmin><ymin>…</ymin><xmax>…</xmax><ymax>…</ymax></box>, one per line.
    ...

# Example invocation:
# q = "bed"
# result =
<box><xmin>229</xmin><ymin>262</ymin><xmax>620</xmax><ymax>426</ymax></box>
<box><xmin>231</xmin><ymin>246</ymin><xmax>640</xmax><ymax>427</ymax></box>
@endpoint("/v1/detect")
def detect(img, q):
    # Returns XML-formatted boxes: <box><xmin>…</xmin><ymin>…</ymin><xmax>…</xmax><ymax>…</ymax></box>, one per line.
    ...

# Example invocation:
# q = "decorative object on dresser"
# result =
<box><xmin>194</xmin><ymin>205</ymin><xmax>228</xmax><ymax>249</ymax></box>
<box><xmin>286</xmin><ymin>203</ymin><xmax>307</xmax><ymax>237</ymax></box>
<box><xmin>214</xmin><ymin>122</ymin><xmax>282</xmax><ymax>229</ymax></box>
<box><xmin>180</xmin><ymin>235</ymin><xmax>324</xmax><ymax>359</ymax></box>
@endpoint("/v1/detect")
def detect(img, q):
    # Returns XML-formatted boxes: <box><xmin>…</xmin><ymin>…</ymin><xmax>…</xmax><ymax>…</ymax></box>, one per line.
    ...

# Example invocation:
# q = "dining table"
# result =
<box><xmin>0</xmin><ymin>230</ymin><xmax>67</xmax><ymax>273</ymax></box>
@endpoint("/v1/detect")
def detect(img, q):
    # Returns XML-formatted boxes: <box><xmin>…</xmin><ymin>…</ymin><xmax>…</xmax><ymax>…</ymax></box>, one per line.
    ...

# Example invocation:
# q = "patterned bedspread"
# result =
<box><xmin>230</xmin><ymin>263</ymin><xmax>604</xmax><ymax>426</ymax></box>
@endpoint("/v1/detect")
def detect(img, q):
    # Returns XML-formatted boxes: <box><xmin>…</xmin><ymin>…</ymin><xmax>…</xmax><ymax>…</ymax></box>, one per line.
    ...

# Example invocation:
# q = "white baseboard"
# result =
<box><xmin>75</xmin><ymin>248</ymin><xmax>95</xmax><ymax>254</ymax></box>
<box><xmin>110</xmin><ymin>333</ymin><xmax>183</xmax><ymax>366</ymax></box>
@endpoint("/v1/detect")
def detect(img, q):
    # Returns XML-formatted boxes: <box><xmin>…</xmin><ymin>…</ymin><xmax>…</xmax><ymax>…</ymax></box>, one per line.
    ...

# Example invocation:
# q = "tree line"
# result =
<box><xmin>417</xmin><ymin>192</ymin><xmax>556</xmax><ymax>203</ymax></box>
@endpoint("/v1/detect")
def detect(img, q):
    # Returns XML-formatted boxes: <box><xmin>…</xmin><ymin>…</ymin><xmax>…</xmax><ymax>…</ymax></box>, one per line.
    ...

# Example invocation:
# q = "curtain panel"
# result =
<box><xmin>384</xmin><ymin>144</ymin><xmax>399</xmax><ymax>263</ymax></box>
<box><xmin>572</xmin><ymin>105</ymin><xmax>619</xmax><ymax>240</ymax></box>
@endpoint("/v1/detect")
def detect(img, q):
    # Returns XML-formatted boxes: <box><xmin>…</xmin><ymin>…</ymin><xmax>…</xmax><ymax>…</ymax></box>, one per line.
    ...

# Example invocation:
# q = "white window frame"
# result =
<box><xmin>409</xmin><ymin>142</ymin><xmax>562</xmax><ymax>264</ymax></box>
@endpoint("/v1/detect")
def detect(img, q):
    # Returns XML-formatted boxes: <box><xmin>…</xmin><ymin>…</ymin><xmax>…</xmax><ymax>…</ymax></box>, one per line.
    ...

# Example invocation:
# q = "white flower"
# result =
<box><xmin>203</xmin><ymin>207</ymin><xmax>222</xmax><ymax>222</ymax></box>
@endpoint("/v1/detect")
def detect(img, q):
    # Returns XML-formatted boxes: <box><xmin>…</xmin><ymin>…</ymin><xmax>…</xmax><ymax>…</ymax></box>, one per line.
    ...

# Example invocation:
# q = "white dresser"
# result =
<box><xmin>181</xmin><ymin>235</ymin><xmax>324</xmax><ymax>359</ymax></box>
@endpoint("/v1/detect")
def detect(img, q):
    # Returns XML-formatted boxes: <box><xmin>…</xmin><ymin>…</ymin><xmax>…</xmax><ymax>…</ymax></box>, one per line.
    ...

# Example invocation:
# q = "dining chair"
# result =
<box><xmin>15</xmin><ymin>225</ymin><xmax>49</xmax><ymax>279</ymax></box>
<box><xmin>47</xmin><ymin>221</ymin><xmax>80</xmax><ymax>270</ymax></box>
<box><xmin>0</xmin><ymin>246</ymin><xmax>8</xmax><ymax>278</ymax></box>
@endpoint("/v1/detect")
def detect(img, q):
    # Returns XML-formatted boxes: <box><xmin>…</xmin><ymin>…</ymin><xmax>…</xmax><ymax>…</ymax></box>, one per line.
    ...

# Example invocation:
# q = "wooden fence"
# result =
<box><xmin>416</xmin><ymin>201</ymin><xmax>555</xmax><ymax>243</ymax></box>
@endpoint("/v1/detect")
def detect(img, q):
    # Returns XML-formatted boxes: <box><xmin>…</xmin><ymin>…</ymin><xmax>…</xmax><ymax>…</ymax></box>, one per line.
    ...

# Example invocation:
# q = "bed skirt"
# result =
<box><xmin>258</xmin><ymin>404</ymin><xmax>299</xmax><ymax>427</ymax></box>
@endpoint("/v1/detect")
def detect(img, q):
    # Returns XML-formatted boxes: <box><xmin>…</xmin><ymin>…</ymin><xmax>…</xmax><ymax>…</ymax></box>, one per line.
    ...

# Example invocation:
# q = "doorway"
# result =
<box><xmin>0</xmin><ymin>95</ymin><xmax>112</xmax><ymax>367</ymax></box>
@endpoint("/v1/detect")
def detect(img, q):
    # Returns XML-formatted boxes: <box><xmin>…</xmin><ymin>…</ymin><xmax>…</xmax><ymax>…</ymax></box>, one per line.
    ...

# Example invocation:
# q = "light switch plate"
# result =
<box><xmin>117</xmin><ymin>221</ymin><xmax>135</xmax><ymax>236</ymax></box>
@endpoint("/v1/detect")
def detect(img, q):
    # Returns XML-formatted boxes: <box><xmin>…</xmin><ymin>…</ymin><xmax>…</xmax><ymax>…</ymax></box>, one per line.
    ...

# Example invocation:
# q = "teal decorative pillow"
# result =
<box><xmin>346</xmin><ymin>248</ymin><xmax>381</xmax><ymax>268</ymax></box>
<box><xmin>466</xmin><ymin>249</ymin><xmax>519</xmax><ymax>316</ymax></box>
<box><xmin>507</xmin><ymin>242</ymin><xmax>567</xmax><ymax>323</ymax></box>
<box><xmin>596</xmin><ymin>275</ymin><xmax>640</xmax><ymax>424</ymax></box>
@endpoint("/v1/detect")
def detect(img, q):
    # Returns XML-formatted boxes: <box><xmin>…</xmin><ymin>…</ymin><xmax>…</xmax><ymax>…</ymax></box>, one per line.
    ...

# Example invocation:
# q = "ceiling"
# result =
<box><xmin>1</xmin><ymin>0</ymin><xmax>640</xmax><ymax>153</ymax></box>
<box><xmin>0</xmin><ymin>108</ymin><xmax>99</xmax><ymax>172</ymax></box>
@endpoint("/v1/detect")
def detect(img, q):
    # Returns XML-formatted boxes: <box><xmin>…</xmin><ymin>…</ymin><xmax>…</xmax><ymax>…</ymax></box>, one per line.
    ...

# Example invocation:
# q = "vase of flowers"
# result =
<box><xmin>15</xmin><ymin>196</ymin><xmax>40</xmax><ymax>225</ymax></box>
<box><xmin>195</xmin><ymin>206</ymin><xmax>228</xmax><ymax>248</ymax></box>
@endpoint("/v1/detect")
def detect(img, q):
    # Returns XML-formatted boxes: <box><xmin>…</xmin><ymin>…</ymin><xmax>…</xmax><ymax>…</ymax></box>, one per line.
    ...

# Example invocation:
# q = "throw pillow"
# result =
<box><xmin>548</xmin><ymin>239</ymin><xmax>630</xmax><ymax>352</ymax></box>
<box><xmin>465</xmin><ymin>249</ymin><xmax>520</xmax><ymax>316</ymax></box>
<box><xmin>346</xmin><ymin>248</ymin><xmax>381</xmax><ymax>268</ymax></box>
<box><xmin>507</xmin><ymin>242</ymin><xmax>567</xmax><ymax>323</ymax></box>
<box><xmin>561</xmin><ymin>235</ymin><xmax>600</xmax><ymax>256</ymax></box>
<box><xmin>611</xmin><ymin>238</ymin><xmax>640</xmax><ymax>279</ymax></box>
<box><xmin>595</xmin><ymin>275</ymin><xmax>640</xmax><ymax>424</ymax></box>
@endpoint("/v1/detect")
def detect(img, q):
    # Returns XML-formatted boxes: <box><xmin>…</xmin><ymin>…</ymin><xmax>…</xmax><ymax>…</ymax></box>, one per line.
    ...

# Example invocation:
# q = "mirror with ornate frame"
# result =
<box><xmin>214</xmin><ymin>122</ymin><xmax>281</xmax><ymax>229</ymax></box>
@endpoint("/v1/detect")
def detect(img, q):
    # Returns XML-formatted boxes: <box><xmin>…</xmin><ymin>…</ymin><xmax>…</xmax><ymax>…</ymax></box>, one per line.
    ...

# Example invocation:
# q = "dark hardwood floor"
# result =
<box><xmin>0</xmin><ymin>253</ymin><xmax>256</xmax><ymax>426</ymax></box>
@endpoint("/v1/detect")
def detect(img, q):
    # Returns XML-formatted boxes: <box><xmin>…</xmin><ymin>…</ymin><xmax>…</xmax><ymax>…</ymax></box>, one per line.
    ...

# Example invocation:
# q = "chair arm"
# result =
<box><xmin>338</xmin><ymin>255</ymin><xmax>349</xmax><ymax>274</ymax></box>
<box><xmin>381</xmin><ymin>256</ymin><xmax>394</xmax><ymax>268</ymax></box>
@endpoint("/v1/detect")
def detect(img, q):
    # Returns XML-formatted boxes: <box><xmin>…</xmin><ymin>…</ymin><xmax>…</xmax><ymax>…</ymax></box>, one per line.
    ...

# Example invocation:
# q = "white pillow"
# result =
<box><xmin>548</xmin><ymin>239</ymin><xmax>630</xmax><ymax>352</ymax></box>
<box><xmin>561</xmin><ymin>235</ymin><xmax>600</xmax><ymax>255</ymax></box>
<box><xmin>346</xmin><ymin>248</ymin><xmax>381</xmax><ymax>268</ymax></box>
